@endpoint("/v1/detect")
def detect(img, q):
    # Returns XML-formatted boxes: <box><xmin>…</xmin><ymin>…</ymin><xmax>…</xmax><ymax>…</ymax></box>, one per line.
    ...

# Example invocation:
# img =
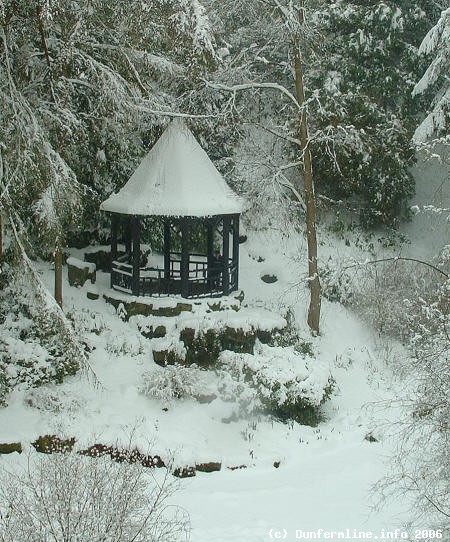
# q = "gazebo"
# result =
<box><xmin>100</xmin><ymin>119</ymin><xmax>246</xmax><ymax>299</ymax></box>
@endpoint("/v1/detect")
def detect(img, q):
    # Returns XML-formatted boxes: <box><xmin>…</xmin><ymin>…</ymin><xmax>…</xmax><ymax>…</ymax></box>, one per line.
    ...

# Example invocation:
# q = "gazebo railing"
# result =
<box><xmin>111</xmin><ymin>256</ymin><xmax>236</xmax><ymax>298</ymax></box>
<box><xmin>111</xmin><ymin>260</ymin><xmax>133</xmax><ymax>292</ymax></box>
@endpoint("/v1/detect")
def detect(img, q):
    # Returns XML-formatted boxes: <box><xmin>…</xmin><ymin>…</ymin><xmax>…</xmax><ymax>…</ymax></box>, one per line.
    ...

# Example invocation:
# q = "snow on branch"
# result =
<box><xmin>204</xmin><ymin>80</ymin><xmax>301</xmax><ymax>111</ymax></box>
<box><xmin>346</xmin><ymin>256</ymin><xmax>448</xmax><ymax>279</ymax></box>
<box><xmin>412</xmin><ymin>8</ymin><xmax>449</xmax><ymax>143</ymax></box>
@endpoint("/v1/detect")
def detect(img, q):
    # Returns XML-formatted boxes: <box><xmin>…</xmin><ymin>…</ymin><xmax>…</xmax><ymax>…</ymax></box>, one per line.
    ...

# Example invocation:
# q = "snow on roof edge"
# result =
<box><xmin>100</xmin><ymin>120</ymin><xmax>247</xmax><ymax>217</ymax></box>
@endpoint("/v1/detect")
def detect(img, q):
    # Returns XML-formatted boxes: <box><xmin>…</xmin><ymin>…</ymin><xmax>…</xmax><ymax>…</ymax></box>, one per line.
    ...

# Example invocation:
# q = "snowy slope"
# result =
<box><xmin>0</xmin><ymin>225</ymin><xmax>415</xmax><ymax>541</ymax></box>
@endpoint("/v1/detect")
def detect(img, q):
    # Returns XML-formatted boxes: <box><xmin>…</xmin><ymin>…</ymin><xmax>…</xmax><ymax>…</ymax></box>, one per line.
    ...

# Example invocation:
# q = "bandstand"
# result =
<box><xmin>100</xmin><ymin>120</ymin><xmax>245</xmax><ymax>298</ymax></box>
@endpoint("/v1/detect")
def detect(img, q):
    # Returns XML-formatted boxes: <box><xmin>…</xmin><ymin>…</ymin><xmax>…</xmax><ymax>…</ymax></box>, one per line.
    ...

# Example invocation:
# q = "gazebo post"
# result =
<box><xmin>111</xmin><ymin>214</ymin><xmax>119</xmax><ymax>262</ymax></box>
<box><xmin>232</xmin><ymin>214</ymin><xmax>240</xmax><ymax>290</ymax></box>
<box><xmin>124</xmin><ymin>218</ymin><xmax>132</xmax><ymax>255</ymax></box>
<box><xmin>131</xmin><ymin>216</ymin><xmax>141</xmax><ymax>296</ymax></box>
<box><xmin>181</xmin><ymin>218</ymin><xmax>190</xmax><ymax>297</ymax></box>
<box><xmin>222</xmin><ymin>216</ymin><xmax>231</xmax><ymax>295</ymax></box>
<box><xmin>206</xmin><ymin>218</ymin><xmax>214</xmax><ymax>287</ymax></box>
<box><xmin>110</xmin><ymin>214</ymin><xmax>119</xmax><ymax>288</ymax></box>
<box><xmin>163</xmin><ymin>218</ymin><xmax>171</xmax><ymax>281</ymax></box>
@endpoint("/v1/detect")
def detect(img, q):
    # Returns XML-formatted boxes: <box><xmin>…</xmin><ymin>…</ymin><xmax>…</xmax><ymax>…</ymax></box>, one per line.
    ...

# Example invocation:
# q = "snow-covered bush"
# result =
<box><xmin>140</xmin><ymin>364</ymin><xmax>211</xmax><ymax>406</ymax></box>
<box><xmin>320</xmin><ymin>260</ymin><xmax>355</xmax><ymax>305</ymax></box>
<box><xmin>269</xmin><ymin>309</ymin><xmax>314</xmax><ymax>355</ymax></box>
<box><xmin>25</xmin><ymin>386</ymin><xmax>82</xmax><ymax>414</ymax></box>
<box><xmin>0</xmin><ymin>452</ymin><xmax>189</xmax><ymax>542</ymax></box>
<box><xmin>105</xmin><ymin>332</ymin><xmax>145</xmax><ymax>356</ymax></box>
<box><xmin>219</xmin><ymin>343</ymin><xmax>334</xmax><ymax>425</ymax></box>
<box><xmin>0</xmin><ymin>273</ymin><xmax>80</xmax><ymax>400</ymax></box>
<box><xmin>66</xmin><ymin>308</ymin><xmax>106</xmax><ymax>336</ymax></box>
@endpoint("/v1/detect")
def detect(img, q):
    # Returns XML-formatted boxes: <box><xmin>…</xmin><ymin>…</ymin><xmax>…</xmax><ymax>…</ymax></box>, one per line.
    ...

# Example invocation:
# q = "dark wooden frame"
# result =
<box><xmin>108</xmin><ymin>213</ymin><xmax>241</xmax><ymax>299</ymax></box>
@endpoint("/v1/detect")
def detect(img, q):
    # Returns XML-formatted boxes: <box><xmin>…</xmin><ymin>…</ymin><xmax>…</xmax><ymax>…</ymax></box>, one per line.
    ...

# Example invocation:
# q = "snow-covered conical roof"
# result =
<box><xmin>100</xmin><ymin>119</ymin><xmax>245</xmax><ymax>217</ymax></box>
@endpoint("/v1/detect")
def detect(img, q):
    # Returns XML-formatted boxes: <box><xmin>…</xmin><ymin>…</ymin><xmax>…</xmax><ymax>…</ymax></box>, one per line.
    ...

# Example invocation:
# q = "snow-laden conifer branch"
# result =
<box><xmin>412</xmin><ymin>8</ymin><xmax>450</xmax><ymax>142</ymax></box>
<box><xmin>132</xmin><ymin>103</ymin><xmax>221</xmax><ymax>120</ymax></box>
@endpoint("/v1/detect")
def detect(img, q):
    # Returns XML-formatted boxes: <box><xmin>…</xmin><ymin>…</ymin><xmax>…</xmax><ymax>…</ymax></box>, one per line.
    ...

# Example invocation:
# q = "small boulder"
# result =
<box><xmin>196</xmin><ymin>461</ymin><xmax>222</xmax><ymax>473</ymax></box>
<box><xmin>261</xmin><ymin>274</ymin><xmax>278</xmax><ymax>284</ymax></box>
<box><xmin>86</xmin><ymin>284</ymin><xmax>99</xmax><ymax>300</ymax></box>
<box><xmin>173</xmin><ymin>466</ymin><xmax>196</xmax><ymax>478</ymax></box>
<box><xmin>0</xmin><ymin>442</ymin><xmax>22</xmax><ymax>454</ymax></box>
<box><xmin>67</xmin><ymin>257</ymin><xmax>96</xmax><ymax>287</ymax></box>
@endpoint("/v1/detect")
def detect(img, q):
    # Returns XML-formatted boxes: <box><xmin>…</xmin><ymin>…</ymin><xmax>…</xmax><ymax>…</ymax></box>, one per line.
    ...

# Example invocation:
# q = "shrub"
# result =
<box><xmin>218</xmin><ymin>342</ymin><xmax>334</xmax><ymax>425</ymax></box>
<box><xmin>0</xmin><ymin>269</ymin><xmax>82</xmax><ymax>400</ymax></box>
<box><xmin>105</xmin><ymin>332</ymin><xmax>145</xmax><ymax>356</ymax></box>
<box><xmin>139</xmin><ymin>364</ymin><xmax>211</xmax><ymax>407</ymax></box>
<box><xmin>0</xmin><ymin>452</ymin><xmax>189</xmax><ymax>542</ymax></box>
<box><xmin>334</xmin><ymin>259</ymin><xmax>448</xmax><ymax>342</ymax></box>
<box><xmin>371</xmin><ymin>264</ymin><xmax>449</xmax><ymax>533</ymax></box>
<box><xmin>66</xmin><ymin>309</ymin><xmax>106</xmax><ymax>336</ymax></box>
<box><xmin>25</xmin><ymin>386</ymin><xmax>82</xmax><ymax>413</ymax></box>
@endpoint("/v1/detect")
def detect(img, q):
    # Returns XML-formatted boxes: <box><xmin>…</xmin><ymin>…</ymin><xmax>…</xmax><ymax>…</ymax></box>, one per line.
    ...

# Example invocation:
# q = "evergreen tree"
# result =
<box><xmin>308</xmin><ymin>1</ymin><xmax>439</xmax><ymax>226</ymax></box>
<box><xmin>412</xmin><ymin>4</ymin><xmax>450</xmax><ymax>143</ymax></box>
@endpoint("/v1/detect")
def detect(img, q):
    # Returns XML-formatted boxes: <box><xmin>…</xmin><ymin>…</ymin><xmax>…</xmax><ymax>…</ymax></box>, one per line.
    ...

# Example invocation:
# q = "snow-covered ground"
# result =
<box><xmin>0</xmin><ymin>221</ymin><xmax>418</xmax><ymax>541</ymax></box>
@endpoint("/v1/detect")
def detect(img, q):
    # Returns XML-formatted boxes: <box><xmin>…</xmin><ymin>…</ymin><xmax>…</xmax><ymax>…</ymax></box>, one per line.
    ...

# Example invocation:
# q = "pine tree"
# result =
<box><xmin>412</xmin><ymin>5</ymin><xmax>450</xmax><ymax>143</ymax></box>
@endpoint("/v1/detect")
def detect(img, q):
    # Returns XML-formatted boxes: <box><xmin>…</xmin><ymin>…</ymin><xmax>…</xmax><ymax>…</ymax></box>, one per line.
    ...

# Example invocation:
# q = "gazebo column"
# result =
<box><xmin>181</xmin><ymin>218</ymin><xmax>190</xmax><ymax>298</ymax></box>
<box><xmin>232</xmin><ymin>214</ymin><xmax>240</xmax><ymax>290</ymax></box>
<box><xmin>111</xmin><ymin>214</ymin><xmax>119</xmax><ymax>260</ymax></box>
<box><xmin>110</xmin><ymin>214</ymin><xmax>119</xmax><ymax>288</ymax></box>
<box><xmin>206</xmin><ymin>218</ymin><xmax>214</xmax><ymax>286</ymax></box>
<box><xmin>222</xmin><ymin>216</ymin><xmax>231</xmax><ymax>295</ymax></box>
<box><xmin>131</xmin><ymin>216</ymin><xmax>141</xmax><ymax>296</ymax></box>
<box><xmin>124</xmin><ymin>218</ymin><xmax>132</xmax><ymax>255</ymax></box>
<box><xmin>163</xmin><ymin>219</ymin><xmax>171</xmax><ymax>281</ymax></box>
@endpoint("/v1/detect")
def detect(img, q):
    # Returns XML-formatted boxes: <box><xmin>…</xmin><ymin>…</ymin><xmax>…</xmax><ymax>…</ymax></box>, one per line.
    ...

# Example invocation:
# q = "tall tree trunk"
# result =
<box><xmin>293</xmin><ymin>40</ymin><xmax>321</xmax><ymax>335</ymax></box>
<box><xmin>54</xmin><ymin>246</ymin><xmax>63</xmax><ymax>308</ymax></box>
<box><xmin>0</xmin><ymin>213</ymin><xmax>3</xmax><ymax>259</ymax></box>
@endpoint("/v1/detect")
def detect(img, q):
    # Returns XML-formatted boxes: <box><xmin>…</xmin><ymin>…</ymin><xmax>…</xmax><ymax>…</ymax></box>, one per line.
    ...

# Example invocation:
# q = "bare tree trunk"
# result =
<box><xmin>293</xmin><ymin>40</ymin><xmax>321</xmax><ymax>335</ymax></box>
<box><xmin>37</xmin><ymin>2</ymin><xmax>62</xmax><ymax>308</ymax></box>
<box><xmin>54</xmin><ymin>247</ymin><xmax>63</xmax><ymax>308</ymax></box>
<box><xmin>0</xmin><ymin>213</ymin><xmax>3</xmax><ymax>259</ymax></box>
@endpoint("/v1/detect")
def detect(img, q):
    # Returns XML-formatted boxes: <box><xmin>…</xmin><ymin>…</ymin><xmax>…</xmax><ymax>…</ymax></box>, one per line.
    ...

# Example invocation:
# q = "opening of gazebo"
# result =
<box><xmin>100</xmin><ymin>119</ymin><xmax>245</xmax><ymax>299</ymax></box>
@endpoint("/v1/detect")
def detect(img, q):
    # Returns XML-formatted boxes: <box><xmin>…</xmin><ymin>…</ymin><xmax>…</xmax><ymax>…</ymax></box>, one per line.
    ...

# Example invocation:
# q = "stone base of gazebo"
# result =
<box><xmin>102</xmin><ymin>289</ymin><xmax>245</xmax><ymax>319</ymax></box>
